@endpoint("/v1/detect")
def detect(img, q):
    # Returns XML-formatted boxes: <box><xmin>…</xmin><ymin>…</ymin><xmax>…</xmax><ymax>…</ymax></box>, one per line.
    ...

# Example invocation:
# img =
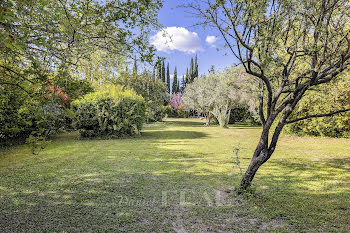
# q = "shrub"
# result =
<box><xmin>72</xmin><ymin>85</ymin><xmax>146</xmax><ymax>138</ymax></box>
<box><xmin>284</xmin><ymin>73</ymin><xmax>350</xmax><ymax>138</ymax></box>
<box><xmin>0</xmin><ymin>84</ymin><xmax>71</xmax><ymax>145</ymax></box>
<box><xmin>115</xmin><ymin>71</ymin><xmax>169</xmax><ymax>122</ymax></box>
<box><xmin>229</xmin><ymin>105</ymin><xmax>261</xmax><ymax>125</ymax></box>
<box><xmin>162</xmin><ymin>105</ymin><xmax>173</xmax><ymax>118</ymax></box>
<box><xmin>146</xmin><ymin>100</ymin><xmax>165</xmax><ymax>122</ymax></box>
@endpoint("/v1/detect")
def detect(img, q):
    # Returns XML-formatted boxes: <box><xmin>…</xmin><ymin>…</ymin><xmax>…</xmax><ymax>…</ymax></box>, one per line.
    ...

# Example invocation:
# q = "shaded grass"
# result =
<box><xmin>0</xmin><ymin>118</ymin><xmax>349</xmax><ymax>232</ymax></box>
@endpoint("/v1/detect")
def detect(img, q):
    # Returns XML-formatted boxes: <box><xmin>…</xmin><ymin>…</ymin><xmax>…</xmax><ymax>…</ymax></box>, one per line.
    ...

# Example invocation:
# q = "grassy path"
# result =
<box><xmin>0</xmin><ymin>119</ymin><xmax>349</xmax><ymax>232</ymax></box>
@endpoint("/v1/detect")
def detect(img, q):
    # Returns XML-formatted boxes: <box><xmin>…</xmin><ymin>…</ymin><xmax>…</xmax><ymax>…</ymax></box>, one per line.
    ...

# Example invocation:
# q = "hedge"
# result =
<box><xmin>72</xmin><ymin>85</ymin><xmax>146</xmax><ymax>138</ymax></box>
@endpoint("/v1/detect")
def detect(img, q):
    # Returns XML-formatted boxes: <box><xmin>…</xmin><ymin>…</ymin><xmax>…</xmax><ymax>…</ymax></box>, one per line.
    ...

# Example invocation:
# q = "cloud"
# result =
<box><xmin>205</xmin><ymin>36</ymin><xmax>218</xmax><ymax>47</ymax></box>
<box><xmin>150</xmin><ymin>27</ymin><xmax>202</xmax><ymax>54</ymax></box>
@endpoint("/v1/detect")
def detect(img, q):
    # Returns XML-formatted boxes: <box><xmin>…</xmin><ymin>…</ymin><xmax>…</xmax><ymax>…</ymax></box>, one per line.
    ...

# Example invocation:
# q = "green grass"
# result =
<box><xmin>0</xmin><ymin>118</ymin><xmax>349</xmax><ymax>232</ymax></box>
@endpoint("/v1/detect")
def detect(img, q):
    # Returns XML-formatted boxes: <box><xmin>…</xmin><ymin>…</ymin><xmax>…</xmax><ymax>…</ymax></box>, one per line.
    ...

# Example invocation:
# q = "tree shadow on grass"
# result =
<box><xmin>142</xmin><ymin>130</ymin><xmax>208</xmax><ymax>140</ymax></box>
<box><xmin>163</xmin><ymin>119</ymin><xmax>207</xmax><ymax>127</ymax></box>
<box><xmin>0</xmin><ymin>132</ymin><xmax>349</xmax><ymax>232</ymax></box>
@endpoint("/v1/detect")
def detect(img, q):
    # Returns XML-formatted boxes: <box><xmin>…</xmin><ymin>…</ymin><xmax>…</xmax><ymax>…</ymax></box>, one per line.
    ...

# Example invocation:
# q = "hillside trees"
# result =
<box><xmin>188</xmin><ymin>0</ymin><xmax>350</xmax><ymax>191</ymax></box>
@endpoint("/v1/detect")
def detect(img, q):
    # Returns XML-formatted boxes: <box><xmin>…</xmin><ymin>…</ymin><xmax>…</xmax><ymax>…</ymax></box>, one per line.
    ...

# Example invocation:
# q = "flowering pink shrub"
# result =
<box><xmin>169</xmin><ymin>93</ymin><xmax>182</xmax><ymax>112</ymax></box>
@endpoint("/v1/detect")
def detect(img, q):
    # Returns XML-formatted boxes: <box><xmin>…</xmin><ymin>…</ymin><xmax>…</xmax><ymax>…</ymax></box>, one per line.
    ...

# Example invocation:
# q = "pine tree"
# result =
<box><xmin>177</xmin><ymin>79</ymin><xmax>180</xmax><ymax>93</ymax></box>
<box><xmin>166</xmin><ymin>63</ymin><xmax>170</xmax><ymax>91</ymax></box>
<box><xmin>156</xmin><ymin>61</ymin><xmax>161</xmax><ymax>80</ymax></box>
<box><xmin>161</xmin><ymin>60</ymin><xmax>165</xmax><ymax>82</ymax></box>
<box><xmin>172</xmin><ymin>66</ymin><xmax>177</xmax><ymax>94</ymax></box>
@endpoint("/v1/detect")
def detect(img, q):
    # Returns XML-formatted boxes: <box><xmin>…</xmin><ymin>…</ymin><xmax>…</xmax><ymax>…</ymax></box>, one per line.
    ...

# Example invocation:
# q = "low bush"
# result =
<box><xmin>284</xmin><ymin>74</ymin><xmax>350</xmax><ymax>138</ymax></box>
<box><xmin>72</xmin><ymin>85</ymin><xmax>146</xmax><ymax>138</ymax></box>
<box><xmin>229</xmin><ymin>106</ymin><xmax>261</xmax><ymax>125</ymax></box>
<box><xmin>0</xmin><ymin>85</ymin><xmax>71</xmax><ymax>146</ymax></box>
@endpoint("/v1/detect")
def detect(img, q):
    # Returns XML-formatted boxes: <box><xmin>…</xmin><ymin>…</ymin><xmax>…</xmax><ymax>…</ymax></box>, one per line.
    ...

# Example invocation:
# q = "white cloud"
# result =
<box><xmin>205</xmin><ymin>35</ymin><xmax>218</xmax><ymax>47</ymax></box>
<box><xmin>150</xmin><ymin>27</ymin><xmax>202</xmax><ymax>54</ymax></box>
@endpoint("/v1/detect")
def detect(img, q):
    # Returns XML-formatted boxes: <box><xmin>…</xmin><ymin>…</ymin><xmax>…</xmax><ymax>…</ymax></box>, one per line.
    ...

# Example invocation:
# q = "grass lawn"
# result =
<box><xmin>0</xmin><ymin>118</ymin><xmax>349</xmax><ymax>232</ymax></box>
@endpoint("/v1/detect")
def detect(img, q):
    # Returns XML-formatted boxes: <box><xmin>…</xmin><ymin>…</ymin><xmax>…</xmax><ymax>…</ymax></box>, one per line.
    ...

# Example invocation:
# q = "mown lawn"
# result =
<box><xmin>0</xmin><ymin>118</ymin><xmax>349</xmax><ymax>232</ymax></box>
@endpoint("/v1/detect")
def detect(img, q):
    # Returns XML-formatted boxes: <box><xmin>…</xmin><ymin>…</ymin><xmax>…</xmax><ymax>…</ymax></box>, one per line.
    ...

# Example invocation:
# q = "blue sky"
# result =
<box><xmin>151</xmin><ymin>0</ymin><xmax>239</xmax><ymax>78</ymax></box>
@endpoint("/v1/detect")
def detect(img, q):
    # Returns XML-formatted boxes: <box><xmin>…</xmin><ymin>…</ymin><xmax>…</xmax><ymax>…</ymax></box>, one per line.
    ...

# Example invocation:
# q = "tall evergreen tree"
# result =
<box><xmin>181</xmin><ymin>75</ymin><xmax>185</xmax><ymax>91</ymax></box>
<box><xmin>185</xmin><ymin>68</ymin><xmax>189</xmax><ymax>85</ymax></box>
<box><xmin>172</xmin><ymin>66</ymin><xmax>178</xmax><ymax>94</ymax></box>
<box><xmin>156</xmin><ymin>61</ymin><xmax>161</xmax><ymax>80</ymax></box>
<box><xmin>166</xmin><ymin>63</ymin><xmax>170</xmax><ymax>92</ymax></box>
<box><xmin>133</xmin><ymin>57</ymin><xmax>137</xmax><ymax>75</ymax></box>
<box><xmin>189</xmin><ymin>57</ymin><xmax>194</xmax><ymax>82</ymax></box>
<box><xmin>161</xmin><ymin>60</ymin><xmax>165</xmax><ymax>82</ymax></box>
<box><xmin>194</xmin><ymin>55</ymin><xmax>198</xmax><ymax>79</ymax></box>
<box><xmin>177</xmin><ymin>79</ymin><xmax>180</xmax><ymax>93</ymax></box>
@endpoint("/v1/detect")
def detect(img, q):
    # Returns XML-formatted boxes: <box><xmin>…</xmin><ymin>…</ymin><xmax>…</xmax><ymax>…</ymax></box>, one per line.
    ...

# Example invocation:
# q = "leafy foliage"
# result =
<box><xmin>229</xmin><ymin>106</ymin><xmax>260</xmax><ymax>125</ymax></box>
<box><xmin>0</xmin><ymin>83</ymin><xmax>72</xmax><ymax>145</ymax></box>
<box><xmin>183</xmin><ymin>66</ymin><xmax>257</xmax><ymax>127</ymax></box>
<box><xmin>115</xmin><ymin>71</ymin><xmax>169</xmax><ymax>122</ymax></box>
<box><xmin>168</xmin><ymin>93</ymin><xmax>187</xmax><ymax>118</ymax></box>
<box><xmin>169</xmin><ymin>93</ymin><xmax>182</xmax><ymax>112</ymax></box>
<box><xmin>285</xmin><ymin>73</ymin><xmax>350</xmax><ymax>138</ymax></box>
<box><xmin>72</xmin><ymin>85</ymin><xmax>146</xmax><ymax>138</ymax></box>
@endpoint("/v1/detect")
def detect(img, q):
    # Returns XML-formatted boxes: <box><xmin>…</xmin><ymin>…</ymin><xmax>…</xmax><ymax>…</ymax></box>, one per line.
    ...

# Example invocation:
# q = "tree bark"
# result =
<box><xmin>205</xmin><ymin>112</ymin><xmax>211</xmax><ymax>126</ymax></box>
<box><xmin>239</xmin><ymin>149</ymin><xmax>267</xmax><ymax>191</ymax></box>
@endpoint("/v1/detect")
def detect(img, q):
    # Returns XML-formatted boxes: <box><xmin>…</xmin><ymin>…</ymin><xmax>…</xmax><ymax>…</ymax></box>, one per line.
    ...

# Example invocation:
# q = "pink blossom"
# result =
<box><xmin>169</xmin><ymin>93</ymin><xmax>182</xmax><ymax>112</ymax></box>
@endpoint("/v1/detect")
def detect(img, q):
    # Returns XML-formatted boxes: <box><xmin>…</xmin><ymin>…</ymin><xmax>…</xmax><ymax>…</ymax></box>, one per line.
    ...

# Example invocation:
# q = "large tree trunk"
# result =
<box><xmin>239</xmin><ymin>106</ymin><xmax>294</xmax><ymax>192</ymax></box>
<box><xmin>239</xmin><ymin>149</ymin><xmax>268</xmax><ymax>191</ymax></box>
<box><xmin>205</xmin><ymin>112</ymin><xmax>211</xmax><ymax>126</ymax></box>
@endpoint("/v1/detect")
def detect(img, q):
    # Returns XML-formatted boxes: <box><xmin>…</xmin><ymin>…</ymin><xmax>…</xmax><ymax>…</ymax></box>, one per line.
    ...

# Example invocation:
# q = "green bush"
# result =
<box><xmin>229</xmin><ymin>105</ymin><xmax>260</xmax><ymax>125</ymax></box>
<box><xmin>72</xmin><ymin>85</ymin><xmax>146</xmax><ymax>138</ymax></box>
<box><xmin>284</xmin><ymin>74</ymin><xmax>350</xmax><ymax>138</ymax></box>
<box><xmin>0</xmin><ymin>85</ymin><xmax>71</xmax><ymax>145</ymax></box>
<box><xmin>115</xmin><ymin>71</ymin><xmax>169</xmax><ymax>122</ymax></box>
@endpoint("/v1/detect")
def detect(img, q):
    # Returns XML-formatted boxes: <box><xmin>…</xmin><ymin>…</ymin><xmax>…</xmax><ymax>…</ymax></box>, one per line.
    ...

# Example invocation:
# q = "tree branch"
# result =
<box><xmin>286</xmin><ymin>108</ymin><xmax>350</xmax><ymax>124</ymax></box>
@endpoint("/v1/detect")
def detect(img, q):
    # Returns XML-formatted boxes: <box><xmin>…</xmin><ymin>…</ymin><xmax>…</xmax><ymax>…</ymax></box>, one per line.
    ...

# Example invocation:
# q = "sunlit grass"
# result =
<box><xmin>0</xmin><ymin>118</ymin><xmax>349</xmax><ymax>232</ymax></box>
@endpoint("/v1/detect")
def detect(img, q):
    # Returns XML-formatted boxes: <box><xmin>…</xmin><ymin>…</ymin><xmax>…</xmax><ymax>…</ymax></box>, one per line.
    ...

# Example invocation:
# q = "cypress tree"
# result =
<box><xmin>166</xmin><ymin>63</ymin><xmax>170</xmax><ymax>91</ymax></box>
<box><xmin>194</xmin><ymin>55</ymin><xmax>198</xmax><ymax>79</ymax></box>
<box><xmin>177</xmin><ymin>79</ymin><xmax>180</xmax><ymax>93</ymax></box>
<box><xmin>161</xmin><ymin>60</ymin><xmax>165</xmax><ymax>82</ymax></box>
<box><xmin>156</xmin><ymin>61</ymin><xmax>161</xmax><ymax>80</ymax></box>
<box><xmin>185</xmin><ymin>68</ymin><xmax>189</xmax><ymax>84</ymax></box>
<box><xmin>133</xmin><ymin>57</ymin><xmax>137</xmax><ymax>75</ymax></box>
<box><xmin>189</xmin><ymin>57</ymin><xmax>194</xmax><ymax>83</ymax></box>
<box><xmin>181</xmin><ymin>75</ymin><xmax>185</xmax><ymax>91</ymax></box>
<box><xmin>172</xmin><ymin>66</ymin><xmax>177</xmax><ymax>94</ymax></box>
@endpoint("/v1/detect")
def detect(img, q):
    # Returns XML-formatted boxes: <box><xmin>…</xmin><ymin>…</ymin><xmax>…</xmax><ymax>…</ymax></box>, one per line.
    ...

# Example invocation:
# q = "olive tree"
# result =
<box><xmin>183</xmin><ymin>66</ymin><xmax>256</xmax><ymax>127</ymax></box>
<box><xmin>187</xmin><ymin>0</ymin><xmax>350</xmax><ymax>191</ymax></box>
<box><xmin>182</xmin><ymin>74</ymin><xmax>215</xmax><ymax>126</ymax></box>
